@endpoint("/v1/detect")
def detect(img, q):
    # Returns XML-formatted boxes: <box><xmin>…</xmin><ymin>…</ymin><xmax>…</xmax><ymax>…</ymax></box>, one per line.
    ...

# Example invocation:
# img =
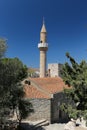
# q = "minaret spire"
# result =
<box><xmin>40</xmin><ymin>19</ymin><xmax>47</xmax><ymax>43</ymax></box>
<box><xmin>38</xmin><ymin>20</ymin><xmax>48</xmax><ymax>78</ymax></box>
<box><xmin>43</xmin><ymin>17</ymin><xmax>45</xmax><ymax>24</ymax></box>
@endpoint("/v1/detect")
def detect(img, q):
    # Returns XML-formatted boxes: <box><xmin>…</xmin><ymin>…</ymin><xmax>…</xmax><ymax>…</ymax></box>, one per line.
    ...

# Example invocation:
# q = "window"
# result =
<box><xmin>25</xmin><ymin>80</ymin><xmax>31</xmax><ymax>85</ymax></box>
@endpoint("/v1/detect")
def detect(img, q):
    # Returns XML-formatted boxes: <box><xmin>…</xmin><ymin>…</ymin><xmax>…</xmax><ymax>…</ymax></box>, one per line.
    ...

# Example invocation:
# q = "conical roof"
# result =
<box><xmin>41</xmin><ymin>23</ymin><xmax>47</xmax><ymax>33</ymax></box>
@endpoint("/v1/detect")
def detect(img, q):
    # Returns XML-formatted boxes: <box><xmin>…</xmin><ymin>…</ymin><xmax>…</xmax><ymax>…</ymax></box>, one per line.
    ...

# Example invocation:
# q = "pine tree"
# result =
<box><xmin>61</xmin><ymin>52</ymin><xmax>87</xmax><ymax>121</ymax></box>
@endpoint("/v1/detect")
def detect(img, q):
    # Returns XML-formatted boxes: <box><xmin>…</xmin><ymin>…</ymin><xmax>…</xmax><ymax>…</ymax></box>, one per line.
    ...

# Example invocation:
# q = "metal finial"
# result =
<box><xmin>43</xmin><ymin>17</ymin><xmax>45</xmax><ymax>24</ymax></box>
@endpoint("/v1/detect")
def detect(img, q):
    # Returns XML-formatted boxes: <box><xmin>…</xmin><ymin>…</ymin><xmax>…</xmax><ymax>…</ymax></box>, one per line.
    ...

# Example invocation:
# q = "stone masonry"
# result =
<box><xmin>27</xmin><ymin>99</ymin><xmax>51</xmax><ymax>122</ymax></box>
<box><xmin>24</xmin><ymin>77</ymin><xmax>70</xmax><ymax>123</ymax></box>
<box><xmin>48</xmin><ymin>63</ymin><xmax>63</xmax><ymax>77</ymax></box>
<box><xmin>51</xmin><ymin>92</ymin><xmax>68</xmax><ymax>123</ymax></box>
<box><xmin>26</xmin><ymin>93</ymin><xmax>69</xmax><ymax>123</ymax></box>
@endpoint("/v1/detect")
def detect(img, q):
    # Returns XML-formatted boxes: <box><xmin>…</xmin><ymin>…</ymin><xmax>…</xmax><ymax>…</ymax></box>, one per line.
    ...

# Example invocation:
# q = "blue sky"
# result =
<box><xmin>0</xmin><ymin>0</ymin><xmax>87</xmax><ymax>68</ymax></box>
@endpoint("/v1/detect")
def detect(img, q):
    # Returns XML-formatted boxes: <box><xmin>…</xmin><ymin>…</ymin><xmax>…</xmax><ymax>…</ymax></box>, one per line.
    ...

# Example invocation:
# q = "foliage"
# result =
<box><xmin>61</xmin><ymin>52</ymin><xmax>87</xmax><ymax>120</ymax></box>
<box><xmin>0</xmin><ymin>57</ymin><xmax>33</xmax><ymax>124</ymax></box>
<box><xmin>0</xmin><ymin>58</ymin><xmax>27</xmax><ymax>100</ymax></box>
<box><xmin>16</xmin><ymin>98</ymin><xmax>33</xmax><ymax>123</ymax></box>
<box><xmin>0</xmin><ymin>38</ymin><xmax>7</xmax><ymax>58</ymax></box>
<box><xmin>0</xmin><ymin>39</ymin><xmax>33</xmax><ymax>130</ymax></box>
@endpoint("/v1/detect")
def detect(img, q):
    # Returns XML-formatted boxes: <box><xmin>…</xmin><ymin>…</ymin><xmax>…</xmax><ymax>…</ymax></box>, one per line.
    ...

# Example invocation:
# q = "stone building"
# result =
<box><xmin>24</xmin><ymin>21</ymin><xmax>70</xmax><ymax>123</ymax></box>
<box><xmin>48</xmin><ymin>63</ymin><xmax>63</xmax><ymax>77</ymax></box>
<box><xmin>24</xmin><ymin>77</ymin><xmax>69</xmax><ymax>123</ymax></box>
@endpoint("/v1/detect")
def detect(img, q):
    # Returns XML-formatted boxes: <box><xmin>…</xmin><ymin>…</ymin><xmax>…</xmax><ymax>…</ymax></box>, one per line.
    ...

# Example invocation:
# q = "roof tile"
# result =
<box><xmin>24</xmin><ymin>85</ymin><xmax>50</xmax><ymax>99</ymax></box>
<box><xmin>24</xmin><ymin>77</ymin><xmax>70</xmax><ymax>99</ymax></box>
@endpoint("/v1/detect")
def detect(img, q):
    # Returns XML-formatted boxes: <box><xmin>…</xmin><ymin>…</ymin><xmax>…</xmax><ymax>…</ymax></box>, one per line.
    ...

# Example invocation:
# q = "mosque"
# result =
<box><xmin>24</xmin><ymin>21</ymin><xmax>69</xmax><ymax>123</ymax></box>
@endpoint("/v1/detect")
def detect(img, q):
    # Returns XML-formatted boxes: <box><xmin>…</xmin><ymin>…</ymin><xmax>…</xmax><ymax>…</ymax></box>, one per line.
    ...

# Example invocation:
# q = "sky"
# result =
<box><xmin>0</xmin><ymin>0</ymin><xmax>87</xmax><ymax>68</ymax></box>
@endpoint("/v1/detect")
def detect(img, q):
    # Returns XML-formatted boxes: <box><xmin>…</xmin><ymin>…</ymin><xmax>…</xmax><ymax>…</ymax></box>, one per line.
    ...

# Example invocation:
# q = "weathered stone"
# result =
<box><xmin>27</xmin><ymin>99</ymin><xmax>51</xmax><ymax>122</ymax></box>
<box><xmin>48</xmin><ymin>63</ymin><xmax>63</xmax><ymax>77</ymax></box>
<box><xmin>26</xmin><ymin>92</ymin><xmax>70</xmax><ymax>123</ymax></box>
<box><xmin>64</xmin><ymin>119</ymin><xmax>76</xmax><ymax>130</ymax></box>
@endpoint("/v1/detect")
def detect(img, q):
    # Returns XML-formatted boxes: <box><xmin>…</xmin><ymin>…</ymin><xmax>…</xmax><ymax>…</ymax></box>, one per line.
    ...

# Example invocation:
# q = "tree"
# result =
<box><xmin>0</xmin><ymin>38</ymin><xmax>7</xmax><ymax>122</ymax></box>
<box><xmin>0</xmin><ymin>38</ymin><xmax>7</xmax><ymax>58</ymax></box>
<box><xmin>0</xmin><ymin>58</ymin><xmax>33</xmax><ymax>126</ymax></box>
<box><xmin>61</xmin><ymin>52</ymin><xmax>87</xmax><ymax>121</ymax></box>
<box><xmin>0</xmin><ymin>39</ymin><xmax>33</xmax><ymax>129</ymax></box>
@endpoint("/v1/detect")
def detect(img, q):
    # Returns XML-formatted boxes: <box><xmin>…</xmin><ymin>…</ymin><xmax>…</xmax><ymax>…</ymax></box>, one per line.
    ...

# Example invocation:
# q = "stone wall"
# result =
<box><xmin>48</xmin><ymin>63</ymin><xmax>63</xmax><ymax>77</ymax></box>
<box><xmin>51</xmin><ymin>92</ymin><xmax>68</xmax><ymax>123</ymax></box>
<box><xmin>26</xmin><ymin>93</ymin><xmax>72</xmax><ymax>123</ymax></box>
<box><xmin>27</xmin><ymin>98</ymin><xmax>51</xmax><ymax>122</ymax></box>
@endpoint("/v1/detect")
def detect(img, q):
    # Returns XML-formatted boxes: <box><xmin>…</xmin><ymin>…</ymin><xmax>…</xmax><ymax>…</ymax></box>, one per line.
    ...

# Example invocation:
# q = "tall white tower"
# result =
<box><xmin>38</xmin><ymin>20</ymin><xmax>48</xmax><ymax>78</ymax></box>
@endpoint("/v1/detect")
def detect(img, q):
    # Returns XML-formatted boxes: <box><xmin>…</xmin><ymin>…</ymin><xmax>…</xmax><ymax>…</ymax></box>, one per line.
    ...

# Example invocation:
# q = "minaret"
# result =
<box><xmin>38</xmin><ymin>20</ymin><xmax>48</xmax><ymax>78</ymax></box>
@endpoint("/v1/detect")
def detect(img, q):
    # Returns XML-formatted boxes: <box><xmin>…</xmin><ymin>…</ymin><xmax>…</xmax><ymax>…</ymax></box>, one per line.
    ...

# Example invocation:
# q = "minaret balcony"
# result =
<box><xmin>38</xmin><ymin>43</ymin><xmax>48</xmax><ymax>48</ymax></box>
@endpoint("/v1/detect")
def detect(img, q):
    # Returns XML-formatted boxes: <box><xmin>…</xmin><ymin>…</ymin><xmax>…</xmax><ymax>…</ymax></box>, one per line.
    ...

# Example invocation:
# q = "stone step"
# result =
<box><xmin>32</xmin><ymin>120</ymin><xmax>49</xmax><ymax>130</ymax></box>
<box><xmin>35</xmin><ymin>120</ymin><xmax>49</xmax><ymax>127</ymax></box>
<box><xmin>21</xmin><ymin>119</ymin><xmax>49</xmax><ymax>130</ymax></box>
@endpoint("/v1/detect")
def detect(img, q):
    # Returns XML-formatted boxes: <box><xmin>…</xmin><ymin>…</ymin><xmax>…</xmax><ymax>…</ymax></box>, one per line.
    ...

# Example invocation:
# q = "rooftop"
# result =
<box><xmin>24</xmin><ymin>85</ymin><xmax>50</xmax><ymax>99</ymax></box>
<box><xmin>24</xmin><ymin>77</ymin><xmax>70</xmax><ymax>99</ymax></box>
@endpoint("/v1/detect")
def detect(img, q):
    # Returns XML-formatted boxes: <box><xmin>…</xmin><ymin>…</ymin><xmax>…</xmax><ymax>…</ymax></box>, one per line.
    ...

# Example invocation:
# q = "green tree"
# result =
<box><xmin>0</xmin><ymin>38</ymin><xmax>7</xmax><ymax>58</ymax></box>
<box><xmin>0</xmin><ymin>38</ymin><xmax>7</xmax><ymax>122</ymax></box>
<box><xmin>0</xmin><ymin>39</ymin><xmax>33</xmax><ymax>129</ymax></box>
<box><xmin>0</xmin><ymin>57</ymin><xmax>33</xmax><ymax>126</ymax></box>
<box><xmin>61</xmin><ymin>52</ymin><xmax>87</xmax><ymax>121</ymax></box>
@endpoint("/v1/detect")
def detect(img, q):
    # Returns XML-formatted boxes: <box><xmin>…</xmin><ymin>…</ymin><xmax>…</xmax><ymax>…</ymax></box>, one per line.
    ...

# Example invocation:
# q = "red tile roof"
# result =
<box><xmin>30</xmin><ymin>77</ymin><xmax>69</xmax><ymax>93</ymax></box>
<box><xmin>24</xmin><ymin>77</ymin><xmax>70</xmax><ymax>99</ymax></box>
<box><xmin>24</xmin><ymin>85</ymin><xmax>50</xmax><ymax>99</ymax></box>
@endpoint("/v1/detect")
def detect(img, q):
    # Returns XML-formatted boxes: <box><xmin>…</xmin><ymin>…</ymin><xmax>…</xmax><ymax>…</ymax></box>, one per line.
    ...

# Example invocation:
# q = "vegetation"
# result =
<box><xmin>0</xmin><ymin>39</ymin><xmax>33</xmax><ymax>129</ymax></box>
<box><xmin>61</xmin><ymin>52</ymin><xmax>87</xmax><ymax>122</ymax></box>
<box><xmin>0</xmin><ymin>38</ymin><xmax>7</xmax><ymax>58</ymax></box>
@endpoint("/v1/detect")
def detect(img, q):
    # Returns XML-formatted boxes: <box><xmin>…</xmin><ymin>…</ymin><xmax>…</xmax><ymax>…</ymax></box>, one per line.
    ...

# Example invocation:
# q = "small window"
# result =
<box><xmin>25</xmin><ymin>80</ymin><xmax>31</xmax><ymax>85</ymax></box>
